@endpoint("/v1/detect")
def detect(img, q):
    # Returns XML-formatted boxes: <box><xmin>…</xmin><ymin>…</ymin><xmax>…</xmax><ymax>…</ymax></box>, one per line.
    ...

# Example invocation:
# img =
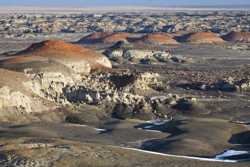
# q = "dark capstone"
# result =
<box><xmin>0</xmin><ymin>153</ymin><xmax>8</xmax><ymax>163</ymax></box>
<box><xmin>170</xmin><ymin>57</ymin><xmax>185</xmax><ymax>63</ymax></box>
<box><xmin>229</xmin><ymin>131</ymin><xmax>250</xmax><ymax>145</ymax></box>
<box><xmin>110</xmin><ymin>40</ymin><xmax>131</xmax><ymax>50</ymax></box>
<box><xmin>133</xmin><ymin>102</ymin><xmax>155</xmax><ymax>120</ymax></box>
<box><xmin>140</xmin><ymin>58</ymin><xmax>152</xmax><ymax>65</ymax></box>
<box><xmin>162</xmin><ymin>25</ymin><xmax>176</xmax><ymax>33</ymax></box>
<box><xmin>176</xmin><ymin>82</ymin><xmax>206</xmax><ymax>91</ymax></box>
<box><xmin>109</xmin><ymin>74</ymin><xmax>136</xmax><ymax>89</ymax></box>
<box><xmin>109</xmin><ymin>56</ymin><xmax>124</xmax><ymax>64</ymax></box>
<box><xmin>172</xmin><ymin>99</ymin><xmax>192</xmax><ymax>111</ymax></box>
<box><xmin>214</xmin><ymin>80</ymin><xmax>237</xmax><ymax>92</ymax></box>
<box><xmin>65</xmin><ymin>115</ymin><xmax>83</xmax><ymax>124</ymax></box>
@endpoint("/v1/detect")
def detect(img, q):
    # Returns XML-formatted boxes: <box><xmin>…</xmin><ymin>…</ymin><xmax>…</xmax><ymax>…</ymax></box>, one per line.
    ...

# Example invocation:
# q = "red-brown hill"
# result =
<box><xmin>102</xmin><ymin>32</ymin><xmax>132</xmax><ymax>43</ymax></box>
<box><xmin>179</xmin><ymin>32</ymin><xmax>224</xmax><ymax>44</ymax></box>
<box><xmin>78</xmin><ymin>32</ymin><xmax>111</xmax><ymax>44</ymax></box>
<box><xmin>131</xmin><ymin>33</ymin><xmax>179</xmax><ymax>45</ymax></box>
<box><xmin>222</xmin><ymin>31</ymin><xmax>250</xmax><ymax>43</ymax></box>
<box><xmin>1</xmin><ymin>40</ymin><xmax>112</xmax><ymax>73</ymax></box>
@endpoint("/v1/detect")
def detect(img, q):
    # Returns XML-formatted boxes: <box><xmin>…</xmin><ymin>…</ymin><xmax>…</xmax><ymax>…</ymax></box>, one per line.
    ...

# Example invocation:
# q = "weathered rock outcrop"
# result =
<box><xmin>0</xmin><ymin>86</ymin><xmax>32</xmax><ymax>113</ymax></box>
<box><xmin>24</xmin><ymin>71</ymin><xmax>76</xmax><ymax>104</ymax></box>
<box><xmin>23</xmin><ymin>70</ymin><xmax>163</xmax><ymax>115</ymax></box>
<box><xmin>0</xmin><ymin>69</ymin><xmax>52</xmax><ymax>117</ymax></box>
<box><xmin>104</xmin><ymin>46</ymin><xmax>185</xmax><ymax>64</ymax></box>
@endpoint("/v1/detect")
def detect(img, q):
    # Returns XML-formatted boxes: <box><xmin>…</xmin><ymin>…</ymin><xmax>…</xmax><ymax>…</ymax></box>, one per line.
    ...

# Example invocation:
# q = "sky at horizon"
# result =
<box><xmin>0</xmin><ymin>0</ymin><xmax>249</xmax><ymax>7</ymax></box>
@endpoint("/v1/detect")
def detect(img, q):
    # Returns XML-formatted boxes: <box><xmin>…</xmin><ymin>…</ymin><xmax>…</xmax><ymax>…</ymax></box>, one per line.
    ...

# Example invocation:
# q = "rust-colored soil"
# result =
<box><xmin>1</xmin><ymin>40</ymin><xmax>112</xmax><ymax>70</ymax></box>
<box><xmin>132</xmin><ymin>33</ymin><xmax>179</xmax><ymax>45</ymax></box>
<box><xmin>181</xmin><ymin>32</ymin><xmax>224</xmax><ymax>44</ymax></box>
<box><xmin>102</xmin><ymin>32</ymin><xmax>132</xmax><ymax>43</ymax></box>
<box><xmin>78</xmin><ymin>32</ymin><xmax>112</xmax><ymax>43</ymax></box>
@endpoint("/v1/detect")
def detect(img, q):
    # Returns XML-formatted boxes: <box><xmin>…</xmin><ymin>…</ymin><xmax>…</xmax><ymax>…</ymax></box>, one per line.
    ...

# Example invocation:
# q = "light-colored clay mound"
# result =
<box><xmin>0</xmin><ymin>68</ymin><xmax>54</xmax><ymax>118</ymax></box>
<box><xmin>102</xmin><ymin>32</ymin><xmax>132</xmax><ymax>43</ymax></box>
<box><xmin>180</xmin><ymin>32</ymin><xmax>224</xmax><ymax>44</ymax></box>
<box><xmin>222</xmin><ymin>31</ymin><xmax>250</xmax><ymax>43</ymax></box>
<box><xmin>132</xmin><ymin>33</ymin><xmax>179</xmax><ymax>45</ymax></box>
<box><xmin>1</xmin><ymin>40</ymin><xmax>112</xmax><ymax>74</ymax></box>
<box><xmin>78</xmin><ymin>32</ymin><xmax>111</xmax><ymax>44</ymax></box>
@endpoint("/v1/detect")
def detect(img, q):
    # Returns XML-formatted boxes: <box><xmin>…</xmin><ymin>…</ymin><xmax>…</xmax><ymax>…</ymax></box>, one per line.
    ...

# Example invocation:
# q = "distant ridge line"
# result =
<box><xmin>0</xmin><ymin>5</ymin><xmax>250</xmax><ymax>14</ymax></box>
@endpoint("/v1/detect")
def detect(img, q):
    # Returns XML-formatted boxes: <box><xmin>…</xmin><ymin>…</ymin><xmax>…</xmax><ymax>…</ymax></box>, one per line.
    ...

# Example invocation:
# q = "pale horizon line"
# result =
<box><xmin>1</xmin><ymin>4</ymin><xmax>250</xmax><ymax>8</ymax></box>
<box><xmin>0</xmin><ymin>5</ymin><xmax>249</xmax><ymax>14</ymax></box>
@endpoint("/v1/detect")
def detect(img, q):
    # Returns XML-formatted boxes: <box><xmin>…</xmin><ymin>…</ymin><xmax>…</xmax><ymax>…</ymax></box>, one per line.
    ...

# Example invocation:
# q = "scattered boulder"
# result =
<box><xmin>153</xmin><ymin>52</ymin><xmax>173</xmax><ymax>62</ymax></box>
<box><xmin>112</xmin><ymin>102</ymin><xmax>154</xmax><ymax>120</ymax></box>
<box><xmin>150</xmin><ymin>94</ymin><xmax>195</xmax><ymax>116</ymax></box>
<box><xmin>104</xmin><ymin>44</ymin><xmax>178</xmax><ymax>64</ymax></box>
<box><xmin>140</xmin><ymin>58</ymin><xmax>153</xmax><ymax>65</ymax></box>
<box><xmin>112</xmin><ymin>103</ymin><xmax>135</xmax><ymax>119</ymax></box>
<box><xmin>172</xmin><ymin>98</ymin><xmax>193</xmax><ymax>111</ymax></box>
<box><xmin>213</xmin><ymin>80</ymin><xmax>237</xmax><ymax>92</ymax></box>
<box><xmin>177</xmin><ymin>79</ymin><xmax>237</xmax><ymax>92</ymax></box>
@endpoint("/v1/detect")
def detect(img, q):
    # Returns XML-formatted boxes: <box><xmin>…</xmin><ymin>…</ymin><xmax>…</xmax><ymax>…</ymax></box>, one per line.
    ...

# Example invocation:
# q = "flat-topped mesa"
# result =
<box><xmin>179</xmin><ymin>32</ymin><xmax>225</xmax><ymax>44</ymax></box>
<box><xmin>222</xmin><ymin>31</ymin><xmax>250</xmax><ymax>43</ymax></box>
<box><xmin>0</xmin><ymin>40</ymin><xmax>112</xmax><ymax>74</ymax></box>
<box><xmin>77</xmin><ymin>32</ymin><xmax>112</xmax><ymax>44</ymax></box>
<box><xmin>101</xmin><ymin>32</ymin><xmax>132</xmax><ymax>43</ymax></box>
<box><xmin>132</xmin><ymin>33</ymin><xmax>179</xmax><ymax>45</ymax></box>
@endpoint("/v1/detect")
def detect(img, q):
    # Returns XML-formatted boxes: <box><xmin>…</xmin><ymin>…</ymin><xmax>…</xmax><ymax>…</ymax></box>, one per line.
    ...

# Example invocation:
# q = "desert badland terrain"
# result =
<box><xmin>0</xmin><ymin>7</ymin><xmax>249</xmax><ymax>167</ymax></box>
